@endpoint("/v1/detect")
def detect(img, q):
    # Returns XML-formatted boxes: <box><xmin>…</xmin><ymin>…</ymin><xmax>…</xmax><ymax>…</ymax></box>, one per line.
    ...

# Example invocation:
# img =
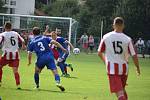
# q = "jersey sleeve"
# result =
<box><xmin>46</xmin><ymin>37</ymin><xmax>52</xmax><ymax>44</ymax></box>
<box><xmin>98</xmin><ymin>39</ymin><xmax>106</xmax><ymax>53</ymax></box>
<box><xmin>0</xmin><ymin>34</ymin><xmax>4</xmax><ymax>44</ymax></box>
<box><xmin>17</xmin><ymin>33</ymin><xmax>24</xmax><ymax>43</ymax></box>
<box><xmin>128</xmin><ymin>39</ymin><xmax>136</xmax><ymax>56</ymax></box>
<box><xmin>28</xmin><ymin>42</ymin><xmax>34</xmax><ymax>52</ymax></box>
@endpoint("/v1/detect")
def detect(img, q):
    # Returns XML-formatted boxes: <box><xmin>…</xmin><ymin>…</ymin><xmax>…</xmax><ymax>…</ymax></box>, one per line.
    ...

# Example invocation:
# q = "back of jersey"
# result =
<box><xmin>29</xmin><ymin>35</ymin><xmax>52</xmax><ymax>57</ymax></box>
<box><xmin>0</xmin><ymin>31</ymin><xmax>24</xmax><ymax>60</ymax></box>
<box><xmin>1</xmin><ymin>31</ymin><xmax>21</xmax><ymax>52</ymax></box>
<box><xmin>104</xmin><ymin>31</ymin><xmax>131</xmax><ymax>64</ymax></box>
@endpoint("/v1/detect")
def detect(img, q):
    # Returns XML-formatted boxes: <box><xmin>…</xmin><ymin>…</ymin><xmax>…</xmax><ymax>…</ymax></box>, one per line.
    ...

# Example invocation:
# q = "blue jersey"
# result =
<box><xmin>28</xmin><ymin>35</ymin><xmax>53</xmax><ymax>57</ymax></box>
<box><xmin>56</xmin><ymin>37</ymin><xmax>68</xmax><ymax>53</ymax></box>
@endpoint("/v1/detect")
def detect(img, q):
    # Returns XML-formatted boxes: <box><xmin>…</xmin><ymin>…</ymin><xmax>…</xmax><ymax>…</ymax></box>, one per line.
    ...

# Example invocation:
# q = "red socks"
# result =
<box><xmin>118</xmin><ymin>96</ymin><xmax>126</xmax><ymax>100</ymax></box>
<box><xmin>14</xmin><ymin>72</ymin><xmax>20</xmax><ymax>85</ymax></box>
<box><xmin>124</xmin><ymin>92</ymin><xmax>128</xmax><ymax>100</ymax></box>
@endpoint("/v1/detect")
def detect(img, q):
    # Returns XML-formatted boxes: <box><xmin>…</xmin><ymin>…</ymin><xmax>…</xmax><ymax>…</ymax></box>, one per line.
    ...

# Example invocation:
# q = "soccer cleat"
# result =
<box><xmin>33</xmin><ymin>85</ymin><xmax>40</xmax><ymax>90</ymax></box>
<box><xmin>65</xmin><ymin>73</ymin><xmax>70</xmax><ymax>77</ymax></box>
<box><xmin>56</xmin><ymin>83</ymin><xmax>65</xmax><ymax>92</ymax></box>
<box><xmin>61</xmin><ymin>73</ymin><xmax>66</xmax><ymax>77</ymax></box>
<box><xmin>68</xmin><ymin>64</ymin><xmax>73</xmax><ymax>71</ymax></box>
<box><xmin>17</xmin><ymin>85</ymin><xmax>21</xmax><ymax>90</ymax></box>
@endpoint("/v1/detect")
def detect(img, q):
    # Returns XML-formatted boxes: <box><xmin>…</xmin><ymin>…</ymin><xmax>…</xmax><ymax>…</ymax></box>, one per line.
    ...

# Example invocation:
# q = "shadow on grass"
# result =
<box><xmin>61</xmin><ymin>76</ymin><xmax>78</xmax><ymax>79</ymax></box>
<box><xmin>0</xmin><ymin>87</ymin><xmax>82</xmax><ymax>95</ymax></box>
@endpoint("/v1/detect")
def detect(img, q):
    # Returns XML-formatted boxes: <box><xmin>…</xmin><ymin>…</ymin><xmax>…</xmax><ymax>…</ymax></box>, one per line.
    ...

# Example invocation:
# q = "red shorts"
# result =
<box><xmin>0</xmin><ymin>57</ymin><xmax>19</xmax><ymax>68</ymax></box>
<box><xmin>52</xmin><ymin>48</ymin><xmax>59</xmax><ymax>60</ymax></box>
<box><xmin>82</xmin><ymin>43</ymin><xmax>88</xmax><ymax>49</ymax></box>
<box><xmin>108</xmin><ymin>74</ymin><xmax>127</xmax><ymax>93</ymax></box>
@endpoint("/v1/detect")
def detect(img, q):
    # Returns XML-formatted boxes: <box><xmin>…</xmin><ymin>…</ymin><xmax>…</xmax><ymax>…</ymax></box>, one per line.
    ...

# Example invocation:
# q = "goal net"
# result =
<box><xmin>0</xmin><ymin>13</ymin><xmax>78</xmax><ymax>46</ymax></box>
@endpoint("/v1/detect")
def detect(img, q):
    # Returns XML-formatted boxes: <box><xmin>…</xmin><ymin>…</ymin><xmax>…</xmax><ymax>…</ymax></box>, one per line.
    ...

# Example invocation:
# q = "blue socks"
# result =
<box><xmin>58</xmin><ymin>62</ymin><xmax>65</xmax><ymax>74</ymax></box>
<box><xmin>55</xmin><ymin>74</ymin><xmax>60</xmax><ymax>84</ymax></box>
<box><xmin>34</xmin><ymin>73</ymin><xmax>39</xmax><ymax>87</ymax></box>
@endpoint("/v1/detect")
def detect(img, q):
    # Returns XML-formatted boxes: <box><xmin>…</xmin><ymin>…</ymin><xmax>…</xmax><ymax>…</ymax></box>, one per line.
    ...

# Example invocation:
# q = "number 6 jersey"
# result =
<box><xmin>98</xmin><ymin>31</ymin><xmax>136</xmax><ymax>75</ymax></box>
<box><xmin>0</xmin><ymin>31</ymin><xmax>24</xmax><ymax>60</ymax></box>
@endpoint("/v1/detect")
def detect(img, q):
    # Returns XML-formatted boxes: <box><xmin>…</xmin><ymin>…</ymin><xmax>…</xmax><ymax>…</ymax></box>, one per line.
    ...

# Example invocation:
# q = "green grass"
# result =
<box><xmin>0</xmin><ymin>51</ymin><xmax>150</xmax><ymax>100</ymax></box>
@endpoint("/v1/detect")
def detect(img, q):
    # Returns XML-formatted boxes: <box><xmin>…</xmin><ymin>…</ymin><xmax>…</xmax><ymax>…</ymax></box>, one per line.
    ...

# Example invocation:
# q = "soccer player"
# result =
<box><xmin>27</xmin><ymin>27</ymin><xmax>66</xmax><ymax>91</ymax></box>
<box><xmin>98</xmin><ymin>17</ymin><xmax>140</xmax><ymax>100</ymax></box>
<box><xmin>44</xmin><ymin>26</ymin><xmax>74</xmax><ymax>76</ymax></box>
<box><xmin>0</xmin><ymin>22</ymin><xmax>26</xmax><ymax>89</ymax></box>
<box><xmin>50</xmin><ymin>31</ymin><xmax>74</xmax><ymax>77</ymax></box>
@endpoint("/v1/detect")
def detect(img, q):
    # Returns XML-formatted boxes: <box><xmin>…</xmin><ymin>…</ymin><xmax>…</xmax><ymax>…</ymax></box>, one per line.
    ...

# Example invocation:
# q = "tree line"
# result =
<box><xmin>1</xmin><ymin>0</ymin><xmax>150</xmax><ymax>39</ymax></box>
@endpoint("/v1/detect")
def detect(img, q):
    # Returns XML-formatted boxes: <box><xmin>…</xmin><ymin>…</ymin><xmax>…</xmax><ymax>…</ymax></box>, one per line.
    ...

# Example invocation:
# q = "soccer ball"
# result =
<box><xmin>73</xmin><ymin>48</ymin><xmax>80</xmax><ymax>54</ymax></box>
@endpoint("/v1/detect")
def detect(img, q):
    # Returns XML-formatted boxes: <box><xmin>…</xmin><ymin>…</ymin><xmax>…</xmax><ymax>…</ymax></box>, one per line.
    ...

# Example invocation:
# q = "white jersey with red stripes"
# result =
<box><xmin>98</xmin><ymin>31</ymin><xmax>136</xmax><ymax>75</ymax></box>
<box><xmin>0</xmin><ymin>31</ymin><xmax>24</xmax><ymax>60</ymax></box>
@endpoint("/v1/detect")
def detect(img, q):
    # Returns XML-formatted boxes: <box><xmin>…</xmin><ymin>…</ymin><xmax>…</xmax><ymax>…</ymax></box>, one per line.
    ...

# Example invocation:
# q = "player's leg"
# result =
<box><xmin>34</xmin><ymin>66</ymin><xmax>42</xmax><ymax>89</ymax></box>
<box><xmin>10</xmin><ymin>59</ymin><xmax>21</xmax><ymax>89</ymax></box>
<box><xmin>12</xmin><ymin>67</ymin><xmax>21</xmax><ymax>89</ymax></box>
<box><xmin>57</xmin><ymin>58</ymin><xmax>65</xmax><ymax>75</ymax></box>
<box><xmin>0</xmin><ymin>68</ymin><xmax>2</xmax><ymax>86</ymax></box>
<box><xmin>34</xmin><ymin>58</ymin><xmax>45</xmax><ymax>89</ymax></box>
<box><xmin>0</xmin><ymin>57</ymin><xmax>7</xmax><ymax>86</ymax></box>
<box><xmin>47</xmin><ymin>58</ymin><xmax>65</xmax><ymax>91</ymax></box>
<box><xmin>116</xmin><ymin>90</ymin><xmax>126</xmax><ymax>100</ymax></box>
<box><xmin>108</xmin><ymin>75</ymin><xmax>127</xmax><ymax>100</ymax></box>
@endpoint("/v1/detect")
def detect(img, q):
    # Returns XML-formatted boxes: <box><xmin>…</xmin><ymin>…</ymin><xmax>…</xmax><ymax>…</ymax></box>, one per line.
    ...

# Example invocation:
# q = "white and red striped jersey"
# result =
<box><xmin>98</xmin><ymin>31</ymin><xmax>136</xmax><ymax>75</ymax></box>
<box><xmin>0</xmin><ymin>31</ymin><xmax>24</xmax><ymax>60</ymax></box>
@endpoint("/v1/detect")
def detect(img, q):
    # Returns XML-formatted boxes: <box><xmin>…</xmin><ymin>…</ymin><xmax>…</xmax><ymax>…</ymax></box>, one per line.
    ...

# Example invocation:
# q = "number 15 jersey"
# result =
<box><xmin>98</xmin><ymin>31</ymin><xmax>136</xmax><ymax>75</ymax></box>
<box><xmin>0</xmin><ymin>31</ymin><xmax>24</xmax><ymax>60</ymax></box>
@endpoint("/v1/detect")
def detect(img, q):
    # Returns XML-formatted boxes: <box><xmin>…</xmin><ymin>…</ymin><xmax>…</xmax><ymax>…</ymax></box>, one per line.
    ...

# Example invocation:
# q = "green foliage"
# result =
<box><xmin>43</xmin><ymin>0</ymin><xmax>80</xmax><ymax>17</ymax></box>
<box><xmin>36</xmin><ymin>0</ymin><xmax>150</xmax><ymax>38</ymax></box>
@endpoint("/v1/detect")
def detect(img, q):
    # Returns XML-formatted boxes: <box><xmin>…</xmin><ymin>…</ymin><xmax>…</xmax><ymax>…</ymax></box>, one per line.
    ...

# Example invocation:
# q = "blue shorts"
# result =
<box><xmin>36</xmin><ymin>53</ymin><xmax>56</xmax><ymax>70</ymax></box>
<box><xmin>57</xmin><ymin>52</ymin><xmax>69</xmax><ymax>62</ymax></box>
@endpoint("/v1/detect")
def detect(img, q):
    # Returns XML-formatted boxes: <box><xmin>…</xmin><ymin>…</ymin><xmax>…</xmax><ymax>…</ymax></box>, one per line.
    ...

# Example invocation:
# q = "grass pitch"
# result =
<box><xmin>0</xmin><ymin>51</ymin><xmax>150</xmax><ymax>100</ymax></box>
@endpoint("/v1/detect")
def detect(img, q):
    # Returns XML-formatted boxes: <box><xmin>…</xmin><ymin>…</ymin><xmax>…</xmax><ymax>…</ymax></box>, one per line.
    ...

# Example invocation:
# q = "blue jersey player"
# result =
<box><xmin>51</xmin><ymin>31</ymin><xmax>74</xmax><ymax>77</ymax></box>
<box><xmin>27</xmin><ymin>27</ymin><xmax>67</xmax><ymax>91</ymax></box>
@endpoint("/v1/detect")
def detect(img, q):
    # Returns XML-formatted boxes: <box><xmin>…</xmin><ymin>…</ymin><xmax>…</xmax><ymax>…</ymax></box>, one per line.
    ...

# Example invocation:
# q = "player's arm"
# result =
<box><xmin>98</xmin><ymin>39</ymin><xmax>106</xmax><ymax>64</ymax></box>
<box><xmin>27</xmin><ymin>51</ymin><xmax>32</xmax><ymax>66</ymax></box>
<box><xmin>50</xmin><ymin>40</ymin><xmax>67</xmax><ymax>53</ymax></box>
<box><xmin>18</xmin><ymin>33</ymin><xmax>26</xmax><ymax>50</ymax></box>
<box><xmin>128</xmin><ymin>40</ymin><xmax>140</xmax><ymax>76</ymax></box>
<box><xmin>0</xmin><ymin>35</ymin><xmax>4</xmax><ymax>44</ymax></box>
<box><xmin>66</xmin><ymin>41</ymin><xmax>74</xmax><ymax>50</ymax></box>
<box><xmin>43</xmin><ymin>25</ymin><xmax>50</xmax><ymax>35</ymax></box>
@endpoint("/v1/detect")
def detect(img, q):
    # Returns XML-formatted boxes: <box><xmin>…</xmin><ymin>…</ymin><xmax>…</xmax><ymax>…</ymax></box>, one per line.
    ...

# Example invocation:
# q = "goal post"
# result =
<box><xmin>0</xmin><ymin>13</ymin><xmax>78</xmax><ymax>46</ymax></box>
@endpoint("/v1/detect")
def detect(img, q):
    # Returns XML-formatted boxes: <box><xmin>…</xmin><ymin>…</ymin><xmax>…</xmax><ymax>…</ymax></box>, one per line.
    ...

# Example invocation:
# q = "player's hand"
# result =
<box><xmin>46</xmin><ymin>25</ymin><xmax>49</xmax><ymax>30</ymax></box>
<box><xmin>63</xmin><ymin>49</ymin><xmax>68</xmax><ymax>53</ymax></box>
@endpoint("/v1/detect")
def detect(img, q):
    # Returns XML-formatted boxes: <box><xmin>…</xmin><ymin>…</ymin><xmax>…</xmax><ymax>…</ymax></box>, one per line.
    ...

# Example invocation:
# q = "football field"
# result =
<box><xmin>0</xmin><ymin>51</ymin><xmax>150</xmax><ymax>100</ymax></box>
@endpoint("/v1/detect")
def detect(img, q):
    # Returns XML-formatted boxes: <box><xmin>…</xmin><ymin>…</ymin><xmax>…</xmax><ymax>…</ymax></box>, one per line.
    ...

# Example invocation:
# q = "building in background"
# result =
<box><xmin>2</xmin><ymin>0</ymin><xmax>35</xmax><ymax>29</ymax></box>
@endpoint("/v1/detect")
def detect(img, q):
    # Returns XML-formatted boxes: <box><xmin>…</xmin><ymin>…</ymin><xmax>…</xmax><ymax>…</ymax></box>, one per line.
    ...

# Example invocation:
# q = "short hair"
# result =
<box><xmin>113</xmin><ymin>17</ymin><xmax>124</xmax><ymax>25</ymax></box>
<box><xmin>32</xmin><ymin>27</ymin><xmax>40</xmax><ymax>35</ymax></box>
<box><xmin>4</xmin><ymin>21</ymin><xmax>12</xmax><ymax>29</ymax></box>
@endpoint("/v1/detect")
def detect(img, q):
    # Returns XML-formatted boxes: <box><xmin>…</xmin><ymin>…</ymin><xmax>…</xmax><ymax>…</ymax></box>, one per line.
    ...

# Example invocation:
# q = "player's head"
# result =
<box><xmin>113</xmin><ymin>17</ymin><xmax>124</xmax><ymax>30</ymax></box>
<box><xmin>32</xmin><ymin>27</ymin><xmax>40</xmax><ymax>36</ymax></box>
<box><xmin>51</xmin><ymin>31</ymin><xmax>57</xmax><ymax>40</ymax></box>
<box><xmin>55</xmin><ymin>28</ymin><xmax>61</xmax><ymax>35</ymax></box>
<box><xmin>4</xmin><ymin>21</ymin><xmax>12</xmax><ymax>30</ymax></box>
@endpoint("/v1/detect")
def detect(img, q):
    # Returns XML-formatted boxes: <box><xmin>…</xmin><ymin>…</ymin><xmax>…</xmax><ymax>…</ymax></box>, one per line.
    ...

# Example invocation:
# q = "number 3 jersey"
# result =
<box><xmin>98</xmin><ymin>31</ymin><xmax>136</xmax><ymax>75</ymax></box>
<box><xmin>0</xmin><ymin>31</ymin><xmax>24</xmax><ymax>60</ymax></box>
<box><xmin>28</xmin><ymin>35</ymin><xmax>53</xmax><ymax>57</ymax></box>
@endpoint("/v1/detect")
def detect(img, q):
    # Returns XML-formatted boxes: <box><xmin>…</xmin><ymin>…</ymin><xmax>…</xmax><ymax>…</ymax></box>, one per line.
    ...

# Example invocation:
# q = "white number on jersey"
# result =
<box><xmin>38</xmin><ymin>42</ymin><xmax>45</xmax><ymax>51</ymax></box>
